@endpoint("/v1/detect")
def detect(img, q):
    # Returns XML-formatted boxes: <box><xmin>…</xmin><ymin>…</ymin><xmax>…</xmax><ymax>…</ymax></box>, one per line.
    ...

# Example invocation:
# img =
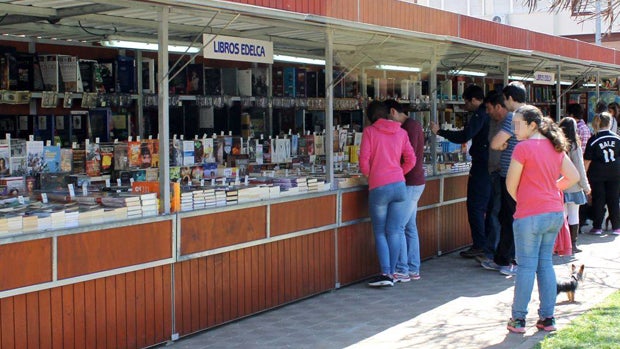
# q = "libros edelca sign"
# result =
<box><xmin>534</xmin><ymin>71</ymin><xmax>555</xmax><ymax>85</ymax></box>
<box><xmin>203</xmin><ymin>34</ymin><xmax>273</xmax><ymax>64</ymax></box>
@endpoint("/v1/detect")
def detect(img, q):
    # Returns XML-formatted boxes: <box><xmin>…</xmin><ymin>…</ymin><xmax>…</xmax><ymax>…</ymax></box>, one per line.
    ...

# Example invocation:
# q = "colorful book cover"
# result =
<box><xmin>169</xmin><ymin>166</ymin><xmax>181</xmax><ymax>182</ymax></box>
<box><xmin>291</xmin><ymin>134</ymin><xmax>299</xmax><ymax>156</ymax></box>
<box><xmin>42</xmin><ymin>145</ymin><xmax>61</xmax><ymax>173</ymax></box>
<box><xmin>304</xmin><ymin>135</ymin><xmax>315</xmax><ymax>156</ymax></box>
<box><xmin>72</xmin><ymin>148</ymin><xmax>86</xmax><ymax>174</ymax></box>
<box><xmin>215</xmin><ymin>137</ymin><xmax>225</xmax><ymax>165</ymax></box>
<box><xmin>314</xmin><ymin>135</ymin><xmax>325</xmax><ymax>156</ymax></box>
<box><xmin>85</xmin><ymin>142</ymin><xmax>101</xmax><ymax>176</ymax></box>
<box><xmin>202</xmin><ymin>138</ymin><xmax>214</xmax><ymax>163</ymax></box>
<box><xmin>26</xmin><ymin>140</ymin><xmax>44</xmax><ymax>175</ymax></box>
<box><xmin>99</xmin><ymin>143</ymin><xmax>114</xmax><ymax>174</ymax></box>
<box><xmin>170</xmin><ymin>139</ymin><xmax>183</xmax><ymax>166</ymax></box>
<box><xmin>194</xmin><ymin>139</ymin><xmax>204</xmax><ymax>164</ymax></box>
<box><xmin>263</xmin><ymin>138</ymin><xmax>271</xmax><ymax>163</ymax></box>
<box><xmin>10</xmin><ymin>139</ymin><xmax>26</xmax><ymax>158</ymax></box>
<box><xmin>147</xmin><ymin>139</ymin><xmax>159</xmax><ymax>168</ymax></box>
<box><xmin>9</xmin><ymin>157</ymin><xmax>27</xmax><ymax>176</ymax></box>
<box><xmin>138</xmin><ymin>141</ymin><xmax>153</xmax><ymax>169</ymax></box>
<box><xmin>127</xmin><ymin>141</ymin><xmax>141</xmax><ymax>168</ymax></box>
<box><xmin>0</xmin><ymin>140</ymin><xmax>9</xmax><ymax>176</ymax></box>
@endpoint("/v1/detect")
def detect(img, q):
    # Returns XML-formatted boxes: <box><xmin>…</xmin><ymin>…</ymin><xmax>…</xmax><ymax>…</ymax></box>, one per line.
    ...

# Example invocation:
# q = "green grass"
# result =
<box><xmin>535</xmin><ymin>291</ymin><xmax>620</xmax><ymax>349</ymax></box>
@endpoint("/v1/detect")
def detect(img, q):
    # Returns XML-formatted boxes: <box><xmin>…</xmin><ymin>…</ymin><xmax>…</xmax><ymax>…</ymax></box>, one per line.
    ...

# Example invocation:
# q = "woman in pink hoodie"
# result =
<box><xmin>360</xmin><ymin>101</ymin><xmax>416</xmax><ymax>287</ymax></box>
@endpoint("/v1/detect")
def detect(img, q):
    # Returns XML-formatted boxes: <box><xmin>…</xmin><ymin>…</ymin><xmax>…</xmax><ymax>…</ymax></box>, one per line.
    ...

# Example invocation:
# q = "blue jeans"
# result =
<box><xmin>368</xmin><ymin>181</ymin><xmax>409</xmax><ymax>275</ymax></box>
<box><xmin>396</xmin><ymin>184</ymin><xmax>426</xmax><ymax>274</ymax></box>
<box><xmin>484</xmin><ymin>171</ymin><xmax>502</xmax><ymax>258</ymax></box>
<box><xmin>511</xmin><ymin>211</ymin><xmax>564</xmax><ymax>320</ymax></box>
<box><xmin>467</xmin><ymin>164</ymin><xmax>492</xmax><ymax>250</ymax></box>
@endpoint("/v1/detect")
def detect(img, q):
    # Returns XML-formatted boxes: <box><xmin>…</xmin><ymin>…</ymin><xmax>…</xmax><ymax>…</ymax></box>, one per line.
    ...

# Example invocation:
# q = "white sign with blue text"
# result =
<box><xmin>203</xmin><ymin>34</ymin><xmax>273</xmax><ymax>64</ymax></box>
<box><xmin>534</xmin><ymin>71</ymin><xmax>555</xmax><ymax>85</ymax></box>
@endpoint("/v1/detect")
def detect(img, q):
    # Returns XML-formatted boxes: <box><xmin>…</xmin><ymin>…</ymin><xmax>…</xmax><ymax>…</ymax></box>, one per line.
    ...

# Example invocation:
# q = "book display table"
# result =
<box><xmin>0</xmin><ymin>173</ymin><xmax>468</xmax><ymax>347</ymax></box>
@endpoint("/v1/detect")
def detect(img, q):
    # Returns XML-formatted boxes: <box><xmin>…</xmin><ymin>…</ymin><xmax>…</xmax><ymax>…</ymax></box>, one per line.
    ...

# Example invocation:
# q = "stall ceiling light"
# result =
<box><xmin>100</xmin><ymin>38</ymin><xmax>200</xmax><ymax>53</ymax></box>
<box><xmin>582</xmin><ymin>83</ymin><xmax>602</xmax><ymax>87</ymax></box>
<box><xmin>273</xmin><ymin>54</ymin><xmax>325</xmax><ymax>65</ymax></box>
<box><xmin>509</xmin><ymin>75</ymin><xmax>535</xmax><ymax>82</ymax></box>
<box><xmin>376</xmin><ymin>64</ymin><xmax>421</xmax><ymax>72</ymax></box>
<box><xmin>448</xmin><ymin>70</ymin><xmax>487</xmax><ymax>77</ymax></box>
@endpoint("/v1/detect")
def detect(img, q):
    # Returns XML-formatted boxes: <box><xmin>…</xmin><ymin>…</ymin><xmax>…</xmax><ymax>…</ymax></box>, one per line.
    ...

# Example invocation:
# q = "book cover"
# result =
<box><xmin>220</xmin><ymin>68</ymin><xmax>238</xmax><ymax>95</ymax></box>
<box><xmin>169</xmin><ymin>166</ymin><xmax>181</xmax><ymax>182</ymax></box>
<box><xmin>202</xmin><ymin>138</ymin><xmax>214</xmax><ymax>163</ymax></box>
<box><xmin>85</xmin><ymin>142</ymin><xmax>101</xmax><ymax>176</ymax></box>
<box><xmin>314</xmin><ymin>135</ymin><xmax>325</xmax><ymax>156</ymax></box>
<box><xmin>116</xmin><ymin>55</ymin><xmax>136</xmax><ymax>93</ymax></box>
<box><xmin>127</xmin><ymin>141</ymin><xmax>141</xmax><ymax>168</ymax></box>
<box><xmin>170</xmin><ymin>139</ymin><xmax>183</xmax><ymax>166</ymax></box>
<box><xmin>71</xmin><ymin>149</ymin><xmax>85</xmax><ymax>174</ymax></box>
<box><xmin>42</xmin><ymin>145</ymin><xmax>61</xmax><ymax>173</ymax></box>
<box><xmin>26</xmin><ymin>140</ymin><xmax>44</xmax><ymax>175</ymax></box>
<box><xmin>272</xmin><ymin>66</ymin><xmax>284</xmax><ymax>97</ymax></box>
<box><xmin>306</xmin><ymin>71</ymin><xmax>318</xmax><ymax>98</ymax></box>
<box><xmin>138</xmin><ymin>141</ymin><xmax>153</xmax><ymax>169</ymax></box>
<box><xmin>304</xmin><ymin>135</ymin><xmax>315</xmax><ymax>155</ymax></box>
<box><xmin>215</xmin><ymin>137</ymin><xmax>225</xmax><ymax>165</ymax></box>
<box><xmin>10</xmin><ymin>139</ymin><xmax>26</xmax><ymax>158</ymax></box>
<box><xmin>283</xmin><ymin>67</ymin><xmax>296</xmax><ymax>97</ymax></box>
<box><xmin>251</xmin><ymin>67</ymin><xmax>268</xmax><ymax>97</ymax></box>
<box><xmin>60</xmin><ymin>148</ymin><xmax>73</xmax><ymax>173</ymax></box>
<box><xmin>113</xmin><ymin>142</ymin><xmax>128</xmax><ymax>171</ymax></box>
<box><xmin>204</xmin><ymin>68</ymin><xmax>221</xmax><ymax>95</ymax></box>
<box><xmin>263</xmin><ymin>138</ymin><xmax>271</xmax><ymax>163</ymax></box>
<box><xmin>186</xmin><ymin>63</ymin><xmax>204</xmax><ymax>95</ymax></box>
<box><xmin>99</xmin><ymin>143</ymin><xmax>114</xmax><ymax>174</ymax></box>
<box><xmin>147</xmin><ymin>139</ymin><xmax>159</xmax><ymax>168</ymax></box>
<box><xmin>237</xmin><ymin>69</ymin><xmax>252</xmax><ymax>97</ymax></box>
<box><xmin>0</xmin><ymin>140</ymin><xmax>9</xmax><ymax>176</ymax></box>
<box><xmin>194</xmin><ymin>139</ymin><xmax>204</xmax><ymax>164</ymax></box>
<box><xmin>182</xmin><ymin>140</ymin><xmax>195</xmax><ymax>166</ymax></box>
<box><xmin>291</xmin><ymin>134</ymin><xmax>299</xmax><ymax>156</ymax></box>
<box><xmin>296</xmin><ymin>68</ymin><xmax>306</xmax><ymax>98</ymax></box>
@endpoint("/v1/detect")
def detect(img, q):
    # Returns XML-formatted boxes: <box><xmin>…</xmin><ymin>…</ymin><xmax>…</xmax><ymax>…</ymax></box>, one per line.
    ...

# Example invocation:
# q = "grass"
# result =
<box><xmin>535</xmin><ymin>290</ymin><xmax>620</xmax><ymax>349</ymax></box>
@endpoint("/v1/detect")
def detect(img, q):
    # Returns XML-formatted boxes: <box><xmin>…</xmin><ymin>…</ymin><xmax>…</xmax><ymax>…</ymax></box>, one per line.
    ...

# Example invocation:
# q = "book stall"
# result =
<box><xmin>0</xmin><ymin>1</ymin><xmax>619</xmax><ymax>348</ymax></box>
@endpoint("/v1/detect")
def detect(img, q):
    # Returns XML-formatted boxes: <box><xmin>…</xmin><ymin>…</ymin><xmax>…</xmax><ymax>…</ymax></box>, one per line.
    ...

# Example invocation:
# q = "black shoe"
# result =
<box><xmin>535</xmin><ymin>317</ymin><xmax>556</xmax><ymax>331</ymax></box>
<box><xmin>572</xmin><ymin>246</ymin><xmax>582</xmax><ymax>253</ymax></box>
<box><xmin>460</xmin><ymin>247</ymin><xmax>484</xmax><ymax>258</ymax></box>
<box><xmin>368</xmin><ymin>274</ymin><xmax>394</xmax><ymax>287</ymax></box>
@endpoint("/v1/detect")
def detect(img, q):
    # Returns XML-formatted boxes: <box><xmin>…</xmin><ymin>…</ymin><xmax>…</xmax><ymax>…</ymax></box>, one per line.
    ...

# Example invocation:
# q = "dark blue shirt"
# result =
<box><xmin>438</xmin><ymin>104</ymin><xmax>490</xmax><ymax>166</ymax></box>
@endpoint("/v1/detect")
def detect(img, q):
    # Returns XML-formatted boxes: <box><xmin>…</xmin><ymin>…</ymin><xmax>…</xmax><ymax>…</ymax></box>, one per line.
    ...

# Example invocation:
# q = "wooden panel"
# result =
<box><xmin>418</xmin><ymin>207</ymin><xmax>440</xmax><ymax>260</ymax></box>
<box><xmin>419</xmin><ymin>178</ymin><xmax>440</xmax><ymax>207</ymax></box>
<box><xmin>174</xmin><ymin>230</ymin><xmax>335</xmax><ymax>335</ymax></box>
<box><xmin>270</xmin><ymin>195</ymin><xmax>337</xmax><ymax>236</ymax></box>
<box><xmin>341</xmin><ymin>190</ymin><xmax>369</xmax><ymax>222</ymax></box>
<box><xmin>181</xmin><ymin>206</ymin><xmax>266</xmax><ymax>254</ymax></box>
<box><xmin>337</xmin><ymin>222</ymin><xmax>378</xmax><ymax>285</ymax></box>
<box><xmin>57</xmin><ymin>221</ymin><xmax>172</xmax><ymax>279</ymax></box>
<box><xmin>0</xmin><ymin>266</ymin><xmax>172</xmax><ymax>349</ymax></box>
<box><xmin>439</xmin><ymin>202</ymin><xmax>471</xmax><ymax>254</ymax></box>
<box><xmin>0</xmin><ymin>238</ymin><xmax>52</xmax><ymax>291</ymax></box>
<box><xmin>443</xmin><ymin>175</ymin><xmax>468</xmax><ymax>201</ymax></box>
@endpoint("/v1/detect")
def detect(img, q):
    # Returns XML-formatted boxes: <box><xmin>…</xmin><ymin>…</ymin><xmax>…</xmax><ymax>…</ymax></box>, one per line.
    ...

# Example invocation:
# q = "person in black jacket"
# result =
<box><xmin>431</xmin><ymin>84</ymin><xmax>491</xmax><ymax>258</ymax></box>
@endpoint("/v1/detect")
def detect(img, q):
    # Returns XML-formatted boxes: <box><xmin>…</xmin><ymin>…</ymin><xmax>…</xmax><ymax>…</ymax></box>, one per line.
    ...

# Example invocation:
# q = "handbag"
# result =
<box><xmin>554</xmin><ymin>216</ymin><xmax>572</xmax><ymax>256</ymax></box>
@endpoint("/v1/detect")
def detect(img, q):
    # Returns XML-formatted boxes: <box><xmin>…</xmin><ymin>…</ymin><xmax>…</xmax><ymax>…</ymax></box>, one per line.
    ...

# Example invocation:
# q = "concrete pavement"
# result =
<box><xmin>158</xmin><ymin>230</ymin><xmax>620</xmax><ymax>349</ymax></box>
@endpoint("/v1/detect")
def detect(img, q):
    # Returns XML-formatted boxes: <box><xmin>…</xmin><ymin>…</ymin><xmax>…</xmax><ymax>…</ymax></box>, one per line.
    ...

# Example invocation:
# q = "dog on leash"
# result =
<box><xmin>557</xmin><ymin>264</ymin><xmax>585</xmax><ymax>303</ymax></box>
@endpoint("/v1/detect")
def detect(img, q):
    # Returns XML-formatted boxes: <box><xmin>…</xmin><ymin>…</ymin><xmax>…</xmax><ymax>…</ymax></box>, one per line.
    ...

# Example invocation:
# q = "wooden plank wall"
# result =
<box><xmin>173</xmin><ymin>230</ymin><xmax>335</xmax><ymax>336</ymax></box>
<box><xmin>337</xmin><ymin>222</ymin><xmax>377</xmax><ymax>286</ymax></box>
<box><xmin>439</xmin><ymin>202</ymin><xmax>471</xmax><ymax>254</ymax></box>
<box><xmin>0</xmin><ymin>266</ymin><xmax>172</xmax><ymax>349</ymax></box>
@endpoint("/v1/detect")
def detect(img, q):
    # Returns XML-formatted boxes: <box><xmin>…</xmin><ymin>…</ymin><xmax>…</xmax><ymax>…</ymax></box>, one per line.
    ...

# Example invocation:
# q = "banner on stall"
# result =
<box><xmin>534</xmin><ymin>71</ymin><xmax>555</xmax><ymax>85</ymax></box>
<box><xmin>203</xmin><ymin>34</ymin><xmax>273</xmax><ymax>64</ymax></box>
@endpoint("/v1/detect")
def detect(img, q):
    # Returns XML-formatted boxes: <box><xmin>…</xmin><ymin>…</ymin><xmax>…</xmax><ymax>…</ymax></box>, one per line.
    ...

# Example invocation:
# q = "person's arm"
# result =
<box><xmin>557</xmin><ymin>153</ymin><xmax>580</xmax><ymax>191</ymax></box>
<box><xmin>359</xmin><ymin>130</ymin><xmax>371</xmax><ymax>177</ymax></box>
<box><xmin>437</xmin><ymin>113</ymin><xmax>486</xmax><ymax>144</ymax></box>
<box><xmin>505</xmin><ymin>159</ymin><xmax>523</xmax><ymax>201</ymax></box>
<box><xmin>572</xmin><ymin>147</ymin><xmax>591</xmax><ymax>194</ymax></box>
<box><xmin>491</xmin><ymin>130</ymin><xmax>510</xmax><ymax>151</ymax></box>
<box><xmin>401</xmin><ymin>136</ymin><xmax>416</xmax><ymax>175</ymax></box>
<box><xmin>584</xmin><ymin>159</ymin><xmax>591</xmax><ymax>173</ymax></box>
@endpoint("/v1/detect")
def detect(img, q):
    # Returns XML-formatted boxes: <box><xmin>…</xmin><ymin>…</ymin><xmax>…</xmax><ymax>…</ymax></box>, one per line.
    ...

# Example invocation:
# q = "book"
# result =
<box><xmin>99</xmin><ymin>143</ymin><xmax>114</xmax><ymax>174</ymax></box>
<box><xmin>0</xmin><ymin>140</ymin><xmax>9</xmax><ymax>176</ymax></box>
<box><xmin>127</xmin><ymin>141</ymin><xmax>141</xmax><ymax>168</ymax></box>
<box><xmin>170</xmin><ymin>139</ymin><xmax>183</xmax><ymax>166</ymax></box>
<box><xmin>9</xmin><ymin>157</ymin><xmax>26</xmax><ymax>176</ymax></box>
<box><xmin>26</xmin><ymin>140</ymin><xmax>44</xmax><ymax>175</ymax></box>
<box><xmin>60</xmin><ymin>148</ymin><xmax>73</xmax><ymax>173</ymax></box>
<box><xmin>182</xmin><ymin>140</ymin><xmax>195</xmax><ymax>165</ymax></box>
<box><xmin>147</xmin><ymin>139</ymin><xmax>159</xmax><ymax>168</ymax></box>
<box><xmin>113</xmin><ymin>142</ymin><xmax>129</xmax><ymax>171</ymax></box>
<box><xmin>237</xmin><ymin>69</ymin><xmax>252</xmax><ymax>96</ymax></box>
<box><xmin>42</xmin><ymin>145</ymin><xmax>61</xmax><ymax>173</ymax></box>
<box><xmin>85</xmin><ymin>142</ymin><xmax>101</xmax><ymax>177</ymax></box>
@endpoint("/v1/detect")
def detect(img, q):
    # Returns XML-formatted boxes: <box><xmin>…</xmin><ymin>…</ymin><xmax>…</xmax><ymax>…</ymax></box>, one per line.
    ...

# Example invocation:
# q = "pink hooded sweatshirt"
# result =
<box><xmin>359</xmin><ymin>118</ymin><xmax>416</xmax><ymax>190</ymax></box>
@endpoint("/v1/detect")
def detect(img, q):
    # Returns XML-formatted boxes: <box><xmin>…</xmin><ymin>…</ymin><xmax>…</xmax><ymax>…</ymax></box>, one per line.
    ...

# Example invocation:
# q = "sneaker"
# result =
<box><xmin>500</xmin><ymin>264</ymin><xmax>518</xmax><ymax>276</ymax></box>
<box><xmin>572</xmin><ymin>246</ymin><xmax>582</xmax><ymax>253</ymax></box>
<box><xmin>481</xmin><ymin>260</ymin><xmax>502</xmax><ymax>271</ymax></box>
<box><xmin>460</xmin><ymin>247</ymin><xmax>484</xmax><ymax>258</ymax></box>
<box><xmin>589</xmin><ymin>228</ymin><xmax>603</xmax><ymax>235</ymax></box>
<box><xmin>409</xmin><ymin>272</ymin><xmax>421</xmax><ymax>280</ymax></box>
<box><xmin>536</xmin><ymin>317</ymin><xmax>556</xmax><ymax>331</ymax></box>
<box><xmin>612</xmin><ymin>229</ymin><xmax>620</xmax><ymax>236</ymax></box>
<box><xmin>368</xmin><ymin>274</ymin><xmax>394</xmax><ymax>287</ymax></box>
<box><xmin>393</xmin><ymin>272</ymin><xmax>411</xmax><ymax>283</ymax></box>
<box><xmin>475</xmin><ymin>255</ymin><xmax>490</xmax><ymax>264</ymax></box>
<box><xmin>507</xmin><ymin>318</ymin><xmax>526</xmax><ymax>333</ymax></box>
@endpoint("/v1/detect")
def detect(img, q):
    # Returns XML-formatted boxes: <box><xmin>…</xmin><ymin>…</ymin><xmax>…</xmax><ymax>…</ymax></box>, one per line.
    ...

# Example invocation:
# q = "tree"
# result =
<box><xmin>523</xmin><ymin>0</ymin><xmax>619</xmax><ymax>32</ymax></box>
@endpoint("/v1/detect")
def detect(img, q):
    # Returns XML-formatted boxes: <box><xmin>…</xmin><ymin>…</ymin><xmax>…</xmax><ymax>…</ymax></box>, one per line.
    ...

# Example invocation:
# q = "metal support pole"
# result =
<box><xmin>504</xmin><ymin>56</ymin><xmax>509</xmax><ymax>87</ymax></box>
<box><xmin>158</xmin><ymin>7</ymin><xmax>171</xmax><ymax>214</ymax></box>
<box><xmin>136</xmin><ymin>50</ymin><xmax>144</xmax><ymax>138</ymax></box>
<box><xmin>595</xmin><ymin>0</ymin><xmax>602</xmax><ymax>45</ymax></box>
<box><xmin>430</xmin><ymin>49</ymin><xmax>438</xmax><ymax>176</ymax></box>
<box><xmin>556</xmin><ymin>64</ymin><xmax>562</xmax><ymax>121</ymax></box>
<box><xmin>325</xmin><ymin>30</ymin><xmax>334</xmax><ymax>189</ymax></box>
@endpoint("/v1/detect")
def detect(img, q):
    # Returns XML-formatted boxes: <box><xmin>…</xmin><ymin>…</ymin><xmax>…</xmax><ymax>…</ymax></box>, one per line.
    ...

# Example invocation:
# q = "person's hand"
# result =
<box><xmin>585</xmin><ymin>189</ymin><xmax>591</xmax><ymax>196</ymax></box>
<box><xmin>430</xmin><ymin>121</ymin><xmax>440</xmax><ymax>135</ymax></box>
<box><xmin>499</xmin><ymin>142</ymin><xmax>508</xmax><ymax>151</ymax></box>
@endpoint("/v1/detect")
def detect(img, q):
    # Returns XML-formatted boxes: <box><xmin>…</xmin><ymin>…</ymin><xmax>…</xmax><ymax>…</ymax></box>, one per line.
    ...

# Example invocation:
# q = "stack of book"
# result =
<box><xmin>65</xmin><ymin>206</ymin><xmax>79</xmax><ymax>228</ymax></box>
<box><xmin>137</xmin><ymin>192</ymin><xmax>158</xmax><ymax>217</ymax></box>
<box><xmin>78</xmin><ymin>205</ymin><xmax>105</xmax><ymax>226</ymax></box>
<box><xmin>0</xmin><ymin>216</ymin><xmax>8</xmax><ymax>235</ymax></box>
<box><xmin>193</xmin><ymin>189</ymin><xmax>206</xmax><ymax>210</ymax></box>
<box><xmin>215</xmin><ymin>188</ymin><xmax>227</xmax><ymax>206</ymax></box>
<box><xmin>22</xmin><ymin>214</ymin><xmax>39</xmax><ymax>232</ymax></box>
<box><xmin>180</xmin><ymin>189</ymin><xmax>194</xmax><ymax>212</ymax></box>
<box><xmin>204</xmin><ymin>187</ymin><xmax>216</xmax><ymax>208</ymax></box>
<box><xmin>225</xmin><ymin>188</ymin><xmax>238</xmax><ymax>205</ymax></box>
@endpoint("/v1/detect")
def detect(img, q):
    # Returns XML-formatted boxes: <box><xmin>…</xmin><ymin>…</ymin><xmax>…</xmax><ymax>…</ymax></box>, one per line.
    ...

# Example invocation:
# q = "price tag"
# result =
<box><xmin>128</xmin><ymin>136</ymin><xmax>133</xmax><ymax>142</ymax></box>
<box><xmin>117</xmin><ymin>178</ymin><xmax>121</xmax><ymax>187</ymax></box>
<box><xmin>29</xmin><ymin>135</ymin><xmax>34</xmax><ymax>141</ymax></box>
<box><xmin>244</xmin><ymin>175</ymin><xmax>249</xmax><ymax>185</ymax></box>
<box><xmin>95</xmin><ymin>137</ymin><xmax>100</xmax><ymax>144</ymax></box>
<box><xmin>148</xmin><ymin>135</ymin><xmax>153</xmax><ymax>140</ymax></box>
<box><xmin>18</xmin><ymin>196</ymin><xmax>25</xmax><ymax>204</ymax></box>
<box><xmin>46</xmin><ymin>140</ymin><xmax>51</xmax><ymax>146</ymax></box>
<box><xmin>211</xmin><ymin>178</ymin><xmax>215</xmax><ymax>186</ymax></box>
<box><xmin>130</xmin><ymin>178</ymin><xmax>134</xmax><ymax>185</ymax></box>
<box><xmin>105</xmin><ymin>178</ymin><xmax>110</xmax><ymax>187</ymax></box>
<box><xmin>41</xmin><ymin>193</ymin><xmax>48</xmax><ymax>204</ymax></box>
<box><xmin>68</xmin><ymin>184</ymin><xmax>75</xmax><ymax>197</ymax></box>
<box><xmin>82</xmin><ymin>184</ymin><xmax>88</xmax><ymax>196</ymax></box>
<box><xmin>200</xmin><ymin>179</ymin><xmax>204</xmax><ymax>186</ymax></box>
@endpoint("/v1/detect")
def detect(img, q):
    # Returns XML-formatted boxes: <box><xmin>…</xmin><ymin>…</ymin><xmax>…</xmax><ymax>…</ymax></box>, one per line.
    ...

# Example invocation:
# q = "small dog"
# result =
<box><xmin>557</xmin><ymin>264</ymin><xmax>585</xmax><ymax>303</ymax></box>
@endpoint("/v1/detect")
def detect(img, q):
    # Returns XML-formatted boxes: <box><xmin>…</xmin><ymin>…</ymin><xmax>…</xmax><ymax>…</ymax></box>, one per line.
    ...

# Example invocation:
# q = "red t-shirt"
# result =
<box><xmin>512</xmin><ymin>138</ymin><xmax>565</xmax><ymax>219</ymax></box>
